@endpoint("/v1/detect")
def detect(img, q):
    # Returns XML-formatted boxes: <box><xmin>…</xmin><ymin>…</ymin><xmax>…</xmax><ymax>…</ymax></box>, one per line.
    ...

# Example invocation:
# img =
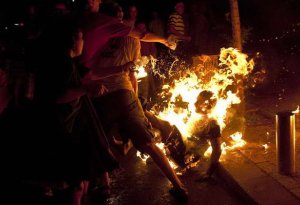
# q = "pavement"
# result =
<box><xmin>215</xmin><ymin>85</ymin><xmax>300</xmax><ymax>205</ymax></box>
<box><xmin>104</xmin><ymin>81</ymin><xmax>300</xmax><ymax>205</ymax></box>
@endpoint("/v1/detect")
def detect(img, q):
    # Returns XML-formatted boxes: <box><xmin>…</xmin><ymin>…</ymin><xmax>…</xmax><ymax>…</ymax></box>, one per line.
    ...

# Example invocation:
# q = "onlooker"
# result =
<box><xmin>188</xmin><ymin>1</ymin><xmax>209</xmax><ymax>54</ymax></box>
<box><xmin>149</xmin><ymin>11</ymin><xmax>165</xmax><ymax>38</ymax></box>
<box><xmin>123</xmin><ymin>5</ymin><xmax>138</xmax><ymax>29</ymax></box>
<box><xmin>167</xmin><ymin>1</ymin><xmax>191</xmax><ymax>42</ymax></box>
<box><xmin>167</xmin><ymin>1</ymin><xmax>192</xmax><ymax>68</ymax></box>
<box><xmin>7</xmin><ymin>13</ymin><xmax>118</xmax><ymax>205</ymax></box>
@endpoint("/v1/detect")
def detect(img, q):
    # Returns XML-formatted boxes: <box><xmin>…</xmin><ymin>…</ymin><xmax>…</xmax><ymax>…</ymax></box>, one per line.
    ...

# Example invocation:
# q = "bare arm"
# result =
<box><xmin>128</xmin><ymin>28</ymin><xmax>175</xmax><ymax>49</ymax></box>
<box><xmin>207</xmin><ymin>137</ymin><xmax>222</xmax><ymax>176</ymax></box>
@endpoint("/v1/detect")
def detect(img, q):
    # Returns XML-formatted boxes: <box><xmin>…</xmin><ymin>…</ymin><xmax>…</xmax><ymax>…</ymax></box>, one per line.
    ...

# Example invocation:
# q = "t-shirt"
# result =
<box><xmin>95</xmin><ymin>36</ymin><xmax>141</xmax><ymax>95</ymax></box>
<box><xmin>168</xmin><ymin>12</ymin><xmax>185</xmax><ymax>35</ymax></box>
<box><xmin>80</xmin><ymin>12</ymin><xmax>141</xmax><ymax>95</ymax></box>
<box><xmin>80</xmin><ymin>12</ymin><xmax>132</xmax><ymax>71</ymax></box>
<box><xmin>81</xmin><ymin>13</ymin><xmax>140</xmax><ymax>96</ymax></box>
<box><xmin>192</xmin><ymin>119</ymin><xmax>221</xmax><ymax>140</ymax></box>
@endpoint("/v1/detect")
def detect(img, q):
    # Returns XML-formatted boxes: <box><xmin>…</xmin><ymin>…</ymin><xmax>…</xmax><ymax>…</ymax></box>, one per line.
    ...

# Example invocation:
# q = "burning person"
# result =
<box><xmin>147</xmin><ymin>90</ymin><xmax>222</xmax><ymax>176</ymax></box>
<box><xmin>189</xmin><ymin>90</ymin><xmax>222</xmax><ymax>178</ymax></box>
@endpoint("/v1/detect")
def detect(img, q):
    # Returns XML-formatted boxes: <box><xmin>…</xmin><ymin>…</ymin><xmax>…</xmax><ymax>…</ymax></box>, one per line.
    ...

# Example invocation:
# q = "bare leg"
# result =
<box><xmin>101</xmin><ymin>172</ymin><xmax>110</xmax><ymax>188</ymax></box>
<box><xmin>82</xmin><ymin>180</ymin><xmax>89</xmax><ymax>195</ymax></box>
<box><xmin>71</xmin><ymin>181</ymin><xmax>84</xmax><ymax>205</ymax></box>
<box><xmin>141</xmin><ymin>143</ymin><xmax>184</xmax><ymax>189</ymax></box>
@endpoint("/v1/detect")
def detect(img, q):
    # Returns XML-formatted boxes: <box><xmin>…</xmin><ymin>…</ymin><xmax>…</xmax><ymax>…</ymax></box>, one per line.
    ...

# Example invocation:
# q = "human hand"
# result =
<box><xmin>122</xmin><ymin>61</ymin><xmax>136</xmax><ymax>72</ymax></box>
<box><xmin>165</xmin><ymin>35</ymin><xmax>178</xmax><ymax>50</ymax></box>
<box><xmin>162</xmin><ymin>39</ymin><xmax>176</xmax><ymax>50</ymax></box>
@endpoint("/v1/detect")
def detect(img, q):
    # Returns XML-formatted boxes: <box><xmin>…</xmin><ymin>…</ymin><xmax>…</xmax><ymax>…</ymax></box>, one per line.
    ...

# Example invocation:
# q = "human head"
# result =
<box><xmin>128</xmin><ymin>5</ymin><xmax>138</xmax><ymax>20</ymax></box>
<box><xmin>99</xmin><ymin>2</ymin><xmax>123</xmax><ymax>21</ymax></box>
<box><xmin>136</xmin><ymin>21</ymin><xmax>147</xmax><ymax>33</ymax></box>
<box><xmin>116</xmin><ymin>4</ymin><xmax>124</xmax><ymax>21</ymax></box>
<box><xmin>70</xmin><ymin>31</ymin><xmax>84</xmax><ymax>57</ymax></box>
<box><xmin>151</xmin><ymin>11</ymin><xmax>159</xmax><ymax>19</ymax></box>
<box><xmin>87</xmin><ymin>0</ymin><xmax>101</xmax><ymax>12</ymax></box>
<box><xmin>53</xmin><ymin>1</ymin><xmax>70</xmax><ymax>15</ymax></box>
<box><xmin>175</xmin><ymin>1</ymin><xmax>184</xmax><ymax>15</ymax></box>
<box><xmin>194</xmin><ymin>90</ymin><xmax>217</xmax><ymax>115</ymax></box>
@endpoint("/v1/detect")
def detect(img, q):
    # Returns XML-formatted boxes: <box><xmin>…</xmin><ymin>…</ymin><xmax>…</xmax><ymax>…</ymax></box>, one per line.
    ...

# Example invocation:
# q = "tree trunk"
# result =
<box><xmin>229</xmin><ymin>0</ymin><xmax>245</xmax><ymax>137</ymax></box>
<box><xmin>229</xmin><ymin>0</ymin><xmax>242</xmax><ymax>51</ymax></box>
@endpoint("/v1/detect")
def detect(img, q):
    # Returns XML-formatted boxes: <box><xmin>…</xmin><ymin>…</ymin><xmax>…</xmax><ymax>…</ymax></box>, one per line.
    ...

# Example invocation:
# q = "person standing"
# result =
<box><xmin>167</xmin><ymin>1</ymin><xmax>191</xmax><ymax>64</ymax></box>
<box><xmin>123</xmin><ymin>5</ymin><xmax>138</xmax><ymax>29</ymax></box>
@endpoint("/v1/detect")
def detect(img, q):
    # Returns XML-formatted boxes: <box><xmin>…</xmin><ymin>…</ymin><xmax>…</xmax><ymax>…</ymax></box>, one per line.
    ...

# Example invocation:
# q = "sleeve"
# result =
<box><xmin>107</xmin><ymin>21</ymin><xmax>132</xmax><ymax>38</ymax></box>
<box><xmin>80</xmin><ymin>15</ymin><xmax>131</xmax><ymax>69</ymax></box>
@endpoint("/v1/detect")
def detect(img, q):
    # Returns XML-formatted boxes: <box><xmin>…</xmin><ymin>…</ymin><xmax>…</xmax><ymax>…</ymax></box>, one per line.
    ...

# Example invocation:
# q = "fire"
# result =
<box><xmin>137</xmin><ymin>47</ymin><xmax>255</xmax><ymax>166</ymax></box>
<box><xmin>135</xmin><ymin>65</ymin><xmax>148</xmax><ymax>79</ymax></box>
<box><xmin>292</xmin><ymin>105</ymin><xmax>299</xmax><ymax>114</ymax></box>
<box><xmin>134</xmin><ymin>55</ymin><xmax>159</xmax><ymax>79</ymax></box>
<box><xmin>134</xmin><ymin>56</ymin><xmax>151</xmax><ymax>79</ymax></box>
<box><xmin>136</xmin><ymin>143</ymin><xmax>178</xmax><ymax>169</ymax></box>
<box><xmin>136</xmin><ymin>151</ymin><xmax>149</xmax><ymax>163</ymax></box>
<box><xmin>204</xmin><ymin>132</ymin><xmax>246</xmax><ymax>159</ymax></box>
<box><xmin>155</xmin><ymin>47</ymin><xmax>254</xmax><ymax>137</ymax></box>
<box><xmin>262</xmin><ymin>144</ymin><xmax>269</xmax><ymax>150</ymax></box>
<box><xmin>228</xmin><ymin>132</ymin><xmax>246</xmax><ymax>149</ymax></box>
<box><xmin>155</xmin><ymin>142</ymin><xmax>178</xmax><ymax>169</ymax></box>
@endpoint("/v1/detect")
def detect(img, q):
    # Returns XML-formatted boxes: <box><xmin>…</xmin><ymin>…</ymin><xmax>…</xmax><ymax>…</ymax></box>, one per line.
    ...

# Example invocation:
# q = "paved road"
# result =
<box><xmin>92</xmin><ymin>148</ymin><xmax>246</xmax><ymax>205</ymax></box>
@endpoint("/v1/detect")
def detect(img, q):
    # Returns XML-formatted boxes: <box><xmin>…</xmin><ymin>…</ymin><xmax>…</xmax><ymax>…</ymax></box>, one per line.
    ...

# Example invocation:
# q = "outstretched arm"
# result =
<box><xmin>128</xmin><ymin>29</ymin><xmax>176</xmax><ymax>50</ymax></box>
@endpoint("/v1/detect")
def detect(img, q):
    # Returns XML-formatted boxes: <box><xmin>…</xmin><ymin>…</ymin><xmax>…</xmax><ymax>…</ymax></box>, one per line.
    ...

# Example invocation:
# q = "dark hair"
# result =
<box><xmin>123</xmin><ymin>4</ymin><xmax>137</xmax><ymax>20</ymax></box>
<box><xmin>196</xmin><ymin>90</ymin><xmax>217</xmax><ymax>110</ymax></box>
<box><xmin>99</xmin><ymin>2</ymin><xmax>121</xmax><ymax>18</ymax></box>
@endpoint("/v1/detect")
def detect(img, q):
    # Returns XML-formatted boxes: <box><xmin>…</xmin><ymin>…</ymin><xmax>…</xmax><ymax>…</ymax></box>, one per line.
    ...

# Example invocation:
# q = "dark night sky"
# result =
<box><xmin>0</xmin><ymin>0</ymin><xmax>299</xmax><ymax>37</ymax></box>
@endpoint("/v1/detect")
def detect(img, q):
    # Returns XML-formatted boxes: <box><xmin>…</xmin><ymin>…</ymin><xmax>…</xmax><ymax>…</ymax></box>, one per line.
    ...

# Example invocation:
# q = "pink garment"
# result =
<box><xmin>0</xmin><ymin>70</ymin><xmax>9</xmax><ymax>113</ymax></box>
<box><xmin>80</xmin><ymin>12</ymin><xmax>131</xmax><ymax>71</ymax></box>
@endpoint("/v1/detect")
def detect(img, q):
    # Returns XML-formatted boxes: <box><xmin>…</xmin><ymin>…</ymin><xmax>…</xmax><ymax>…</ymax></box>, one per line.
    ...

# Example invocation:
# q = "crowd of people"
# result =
<box><xmin>0</xmin><ymin>0</ymin><xmax>224</xmax><ymax>204</ymax></box>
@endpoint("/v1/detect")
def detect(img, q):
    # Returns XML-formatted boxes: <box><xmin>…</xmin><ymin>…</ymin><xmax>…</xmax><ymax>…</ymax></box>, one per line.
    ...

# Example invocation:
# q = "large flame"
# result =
<box><xmin>137</xmin><ymin>47</ymin><xmax>255</xmax><ymax>166</ymax></box>
<box><xmin>136</xmin><ymin>142</ymin><xmax>178</xmax><ymax>169</ymax></box>
<box><xmin>155</xmin><ymin>47</ymin><xmax>254</xmax><ymax>138</ymax></box>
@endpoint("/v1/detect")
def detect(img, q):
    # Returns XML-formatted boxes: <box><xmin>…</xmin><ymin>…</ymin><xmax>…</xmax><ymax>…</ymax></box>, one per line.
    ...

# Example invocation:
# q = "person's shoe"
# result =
<box><xmin>169</xmin><ymin>186</ymin><xmax>188</xmax><ymax>202</ymax></box>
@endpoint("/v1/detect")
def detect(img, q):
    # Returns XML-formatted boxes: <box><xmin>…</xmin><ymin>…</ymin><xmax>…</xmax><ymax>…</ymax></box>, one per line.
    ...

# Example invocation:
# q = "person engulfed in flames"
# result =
<box><xmin>189</xmin><ymin>90</ymin><xmax>222</xmax><ymax>179</ymax></box>
<box><xmin>144</xmin><ymin>90</ymin><xmax>222</xmax><ymax>177</ymax></box>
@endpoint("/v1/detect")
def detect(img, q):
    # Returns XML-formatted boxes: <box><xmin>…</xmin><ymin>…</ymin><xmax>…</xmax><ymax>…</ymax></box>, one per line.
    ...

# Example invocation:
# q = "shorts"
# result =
<box><xmin>92</xmin><ymin>89</ymin><xmax>154</xmax><ymax>151</ymax></box>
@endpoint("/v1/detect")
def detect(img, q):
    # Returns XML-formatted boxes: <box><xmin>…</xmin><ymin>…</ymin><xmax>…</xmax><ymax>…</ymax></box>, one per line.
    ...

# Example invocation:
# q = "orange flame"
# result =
<box><xmin>292</xmin><ymin>105</ymin><xmax>299</xmax><ymax>114</ymax></box>
<box><xmin>137</xmin><ymin>47</ymin><xmax>255</xmax><ymax>165</ymax></box>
